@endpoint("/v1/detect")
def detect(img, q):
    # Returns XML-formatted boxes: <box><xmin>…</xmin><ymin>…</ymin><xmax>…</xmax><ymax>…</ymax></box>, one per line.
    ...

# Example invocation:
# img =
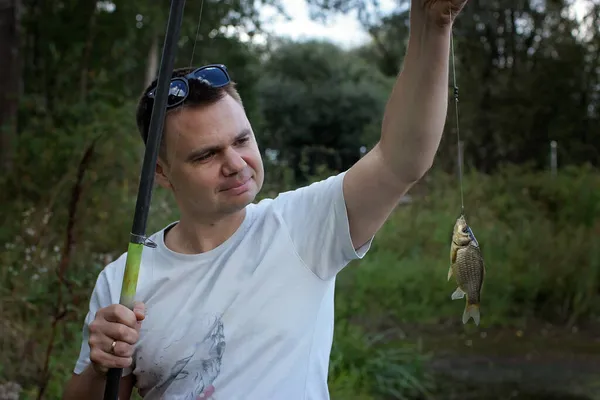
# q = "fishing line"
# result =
<box><xmin>167</xmin><ymin>0</ymin><xmax>206</xmax><ymax>175</ymax></box>
<box><xmin>189</xmin><ymin>0</ymin><xmax>205</xmax><ymax>67</ymax></box>
<box><xmin>150</xmin><ymin>0</ymin><xmax>204</xmax><ymax>278</ymax></box>
<box><xmin>449</xmin><ymin>4</ymin><xmax>465</xmax><ymax>216</ymax></box>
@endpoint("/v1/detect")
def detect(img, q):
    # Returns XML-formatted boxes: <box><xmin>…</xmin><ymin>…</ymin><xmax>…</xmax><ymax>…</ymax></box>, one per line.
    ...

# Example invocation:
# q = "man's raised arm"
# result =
<box><xmin>343</xmin><ymin>0</ymin><xmax>469</xmax><ymax>249</ymax></box>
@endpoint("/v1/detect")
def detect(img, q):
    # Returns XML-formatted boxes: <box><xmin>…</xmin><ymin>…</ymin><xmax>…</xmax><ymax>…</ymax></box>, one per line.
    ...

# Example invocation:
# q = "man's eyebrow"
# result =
<box><xmin>186</xmin><ymin>147</ymin><xmax>215</xmax><ymax>162</ymax></box>
<box><xmin>235</xmin><ymin>129</ymin><xmax>251</xmax><ymax>141</ymax></box>
<box><xmin>185</xmin><ymin>129</ymin><xmax>252</xmax><ymax>162</ymax></box>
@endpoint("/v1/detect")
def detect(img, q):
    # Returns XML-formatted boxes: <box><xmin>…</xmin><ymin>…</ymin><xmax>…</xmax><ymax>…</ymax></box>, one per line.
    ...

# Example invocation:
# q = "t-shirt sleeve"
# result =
<box><xmin>74</xmin><ymin>259</ymin><xmax>132</xmax><ymax>377</ymax></box>
<box><xmin>273</xmin><ymin>171</ymin><xmax>373</xmax><ymax>280</ymax></box>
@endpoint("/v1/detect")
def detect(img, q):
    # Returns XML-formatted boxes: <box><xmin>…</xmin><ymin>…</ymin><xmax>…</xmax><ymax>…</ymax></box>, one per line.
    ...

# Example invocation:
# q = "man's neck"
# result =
<box><xmin>165</xmin><ymin>208</ymin><xmax>247</xmax><ymax>254</ymax></box>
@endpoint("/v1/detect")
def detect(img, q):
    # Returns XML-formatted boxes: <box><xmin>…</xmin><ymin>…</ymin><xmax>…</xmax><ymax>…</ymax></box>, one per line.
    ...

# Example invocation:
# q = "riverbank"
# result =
<box><xmin>405</xmin><ymin>321</ymin><xmax>600</xmax><ymax>399</ymax></box>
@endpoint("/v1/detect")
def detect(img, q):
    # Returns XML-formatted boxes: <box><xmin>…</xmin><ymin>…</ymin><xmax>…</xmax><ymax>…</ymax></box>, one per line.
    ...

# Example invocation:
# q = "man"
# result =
<box><xmin>63</xmin><ymin>0</ymin><xmax>468</xmax><ymax>398</ymax></box>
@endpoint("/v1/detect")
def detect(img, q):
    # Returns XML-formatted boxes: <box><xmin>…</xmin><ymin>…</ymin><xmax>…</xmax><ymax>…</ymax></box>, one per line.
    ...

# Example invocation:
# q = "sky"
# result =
<box><xmin>257</xmin><ymin>0</ymin><xmax>593</xmax><ymax>49</ymax></box>
<box><xmin>257</xmin><ymin>0</ymin><xmax>397</xmax><ymax>48</ymax></box>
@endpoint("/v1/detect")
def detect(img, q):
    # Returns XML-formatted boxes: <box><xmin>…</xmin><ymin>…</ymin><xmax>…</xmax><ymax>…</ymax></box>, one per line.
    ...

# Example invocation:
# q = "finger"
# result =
<box><xmin>103</xmin><ymin>335</ymin><xmax>136</xmax><ymax>358</ymax></box>
<box><xmin>90</xmin><ymin>346</ymin><xmax>133</xmax><ymax>370</ymax></box>
<box><xmin>88</xmin><ymin>331</ymin><xmax>135</xmax><ymax>356</ymax></box>
<box><xmin>110</xmin><ymin>339</ymin><xmax>136</xmax><ymax>358</ymax></box>
<box><xmin>88</xmin><ymin>334</ymin><xmax>135</xmax><ymax>369</ymax></box>
<box><xmin>89</xmin><ymin>318</ymin><xmax>139</xmax><ymax>345</ymax></box>
<box><xmin>102</xmin><ymin>321</ymin><xmax>140</xmax><ymax>345</ymax></box>
<box><xmin>103</xmin><ymin>304</ymin><xmax>138</xmax><ymax>328</ymax></box>
<box><xmin>133</xmin><ymin>301</ymin><xmax>146</xmax><ymax>323</ymax></box>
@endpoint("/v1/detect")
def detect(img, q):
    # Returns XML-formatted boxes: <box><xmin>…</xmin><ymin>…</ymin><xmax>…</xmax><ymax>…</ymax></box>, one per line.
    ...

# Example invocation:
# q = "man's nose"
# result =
<box><xmin>222</xmin><ymin>148</ymin><xmax>247</xmax><ymax>176</ymax></box>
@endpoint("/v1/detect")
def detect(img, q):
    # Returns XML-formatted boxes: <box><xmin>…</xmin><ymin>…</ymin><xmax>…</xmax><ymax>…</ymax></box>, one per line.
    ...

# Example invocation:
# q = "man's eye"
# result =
<box><xmin>194</xmin><ymin>152</ymin><xmax>214</xmax><ymax>162</ymax></box>
<box><xmin>235</xmin><ymin>137</ymin><xmax>249</xmax><ymax>146</ymax></box>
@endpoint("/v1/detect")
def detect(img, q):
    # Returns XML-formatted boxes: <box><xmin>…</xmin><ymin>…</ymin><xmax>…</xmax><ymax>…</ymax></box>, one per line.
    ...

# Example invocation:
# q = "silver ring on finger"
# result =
<box><xmin>110</xmin><ymin>340</ymin><xmax>117</xmax><ymax>355</ymax></box>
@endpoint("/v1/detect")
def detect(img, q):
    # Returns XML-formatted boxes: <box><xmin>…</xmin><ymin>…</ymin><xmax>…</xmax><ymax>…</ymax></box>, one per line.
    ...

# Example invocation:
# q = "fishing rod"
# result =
<box><xmin>103</xmin><ymin>0</ymin><xmax>187</xmax><ymax>398</ymax></box>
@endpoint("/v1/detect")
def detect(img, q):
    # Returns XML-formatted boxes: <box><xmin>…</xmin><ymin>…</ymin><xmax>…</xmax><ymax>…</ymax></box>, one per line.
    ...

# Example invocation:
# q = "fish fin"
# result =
<box><xmin>450</xmin><ymin>245</ymin><xmax>458</xmax><ymax>264</ymax></box>
<box><xmin>462</xmin><ymin>304</ymin><xmax>481</xmax><ymax>326</ymax></box>
<box><xmin>447</xmin><ymin>265</ymin><xmax>454</xmax><ymax>281</ymax></box>
<box><xmin>451</xmin><ymin>287</ymin><xmax>465</xmax><ymax>300</ymax></box>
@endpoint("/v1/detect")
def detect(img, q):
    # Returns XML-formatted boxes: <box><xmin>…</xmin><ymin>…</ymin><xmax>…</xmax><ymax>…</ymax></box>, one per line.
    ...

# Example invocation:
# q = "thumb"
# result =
<box><xmin>133</xmin><ymin>301</ymin><xmax>146</xmax><ymax>326</ymax></box>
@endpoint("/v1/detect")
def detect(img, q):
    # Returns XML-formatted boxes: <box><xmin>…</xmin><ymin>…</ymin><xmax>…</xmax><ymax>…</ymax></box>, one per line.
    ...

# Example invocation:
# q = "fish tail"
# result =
<box><xmin>462</xmin><ymin>303</ymin><xmax>481</xmax><ymax>326</ymax></box>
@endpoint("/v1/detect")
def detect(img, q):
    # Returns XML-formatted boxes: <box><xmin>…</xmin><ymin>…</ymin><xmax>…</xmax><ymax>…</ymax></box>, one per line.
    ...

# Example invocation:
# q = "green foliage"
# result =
<box><xmin>335</xmin><ymin>164</ymin><xmax>600</xmax><ymax>329</ymax></box>
<box><xmin>322</xmin><ymin>1</ymin><xmax>600</xmax><ymax>173</ymax></box>
<box><xmin>256</xmin><ymin>39</ymin><xmax>393</xmax><ymax>182</ymax></box>
<box><xmin>329</xmin><ymin>322</ymin><xmax>435</xmax><ymax>400</ymax></box>
<box><xmin>442</xmin><ymin>1</ymin><xmax>600</xmax><ymax>173</ymax></box>
<box><xmin>353</xmin><ymin>8</ymin><xmax>410</xmax><ymax>77</ymax></box>
<box><xmin>304</xmin><ymin>0</ymin><xmax>384</xmax><ymax>26</ymax></box>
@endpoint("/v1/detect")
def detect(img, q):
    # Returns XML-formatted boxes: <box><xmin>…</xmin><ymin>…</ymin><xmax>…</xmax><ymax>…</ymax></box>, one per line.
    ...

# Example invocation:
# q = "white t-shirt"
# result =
<box><xmin>74</xmin><ymin>171</ymin><xmax>373</xmax><ymax>399</ymax></box>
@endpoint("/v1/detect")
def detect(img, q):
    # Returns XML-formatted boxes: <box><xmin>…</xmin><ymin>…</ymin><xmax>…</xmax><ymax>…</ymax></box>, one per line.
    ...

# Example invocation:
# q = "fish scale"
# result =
<box><xmin>454</xmin><ymin>244</ymin><xmax>484</xmax><ymax>305</ymax></box>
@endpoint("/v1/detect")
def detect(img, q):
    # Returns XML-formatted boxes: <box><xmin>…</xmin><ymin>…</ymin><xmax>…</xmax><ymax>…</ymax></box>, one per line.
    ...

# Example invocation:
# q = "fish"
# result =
<box><xmin>447</xmin><ymin>214</ymin><xmax>485</xmax><ymax>326</ymax></box>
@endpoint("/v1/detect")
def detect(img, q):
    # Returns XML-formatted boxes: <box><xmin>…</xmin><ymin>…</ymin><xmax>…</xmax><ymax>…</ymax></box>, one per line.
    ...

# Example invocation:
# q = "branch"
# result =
<box><xmin>36</xmin><ymin>135</ymin><xmax>100</xmax><ymax>400</ymax></box>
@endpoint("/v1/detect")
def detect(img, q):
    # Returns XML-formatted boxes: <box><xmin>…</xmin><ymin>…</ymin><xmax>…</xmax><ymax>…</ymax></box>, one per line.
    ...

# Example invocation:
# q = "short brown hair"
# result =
<box><xmin>135</xmin><ymin>66</ymin><xmax>243</xmax><ymax>160</ymax></box>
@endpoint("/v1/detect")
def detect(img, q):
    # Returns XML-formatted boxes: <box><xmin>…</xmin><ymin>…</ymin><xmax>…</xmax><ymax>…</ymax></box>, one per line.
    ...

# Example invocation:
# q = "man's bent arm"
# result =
<box><xmin>344</xmin><ymin>3</ymin><xmax>456</xmax><ymax>249</ymax></box>
<box><xmin>62</xmin><ymin>365</ymin><xmax>134</xmax><ymax>400</ymax></box>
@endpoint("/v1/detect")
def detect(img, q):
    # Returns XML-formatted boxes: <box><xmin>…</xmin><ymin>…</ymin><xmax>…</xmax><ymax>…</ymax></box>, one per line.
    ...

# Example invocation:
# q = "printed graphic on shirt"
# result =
<box><xmin>136</xmin><ymin>313</ymin><xmax>226</xmax><ymax>399</ymax></box>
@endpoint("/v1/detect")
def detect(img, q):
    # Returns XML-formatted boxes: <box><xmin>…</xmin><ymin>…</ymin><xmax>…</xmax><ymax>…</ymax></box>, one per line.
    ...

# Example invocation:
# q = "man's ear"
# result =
<box><xmin>155</xmin><ymin>159</ymin><xmax>173</xmax><ymax>190</ymax></box>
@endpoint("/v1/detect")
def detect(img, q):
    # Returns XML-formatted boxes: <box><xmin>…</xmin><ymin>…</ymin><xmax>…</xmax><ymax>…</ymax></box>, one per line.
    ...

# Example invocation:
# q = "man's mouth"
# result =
<box><xmin>221</xmin><ymin>176</ymin><xmax>251</xmax><ymax>192</ymax></box>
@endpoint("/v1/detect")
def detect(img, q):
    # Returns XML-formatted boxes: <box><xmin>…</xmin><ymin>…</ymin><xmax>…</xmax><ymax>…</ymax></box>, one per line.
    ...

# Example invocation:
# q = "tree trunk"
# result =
<box><xmin>0</xmin><ymin>0</ymin><xmax>21</xmax><ymax>173</ymax></box>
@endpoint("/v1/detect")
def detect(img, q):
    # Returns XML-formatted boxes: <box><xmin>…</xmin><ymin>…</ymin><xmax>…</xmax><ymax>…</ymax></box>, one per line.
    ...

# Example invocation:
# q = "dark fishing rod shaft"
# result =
<box><xmin>103</xmin><ymin>0</ymin><xmax>186</xmax><ymax>399</ymax></box>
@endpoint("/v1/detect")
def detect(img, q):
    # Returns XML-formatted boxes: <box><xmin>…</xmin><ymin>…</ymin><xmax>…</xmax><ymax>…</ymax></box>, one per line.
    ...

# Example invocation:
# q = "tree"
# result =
<box><xmin>256</xmin><ymin>39</ymin><xmax>393</xmax><ymax>182</ymax></box>
<box><xmin>0</xmin><ymin>0</ymin><xmax>20</xmax><ymax>172</ymax></box>
<box><xmin>311</xmin><ymin>0</ymin><xmax>600</xmax><ymax>173</ymax></box>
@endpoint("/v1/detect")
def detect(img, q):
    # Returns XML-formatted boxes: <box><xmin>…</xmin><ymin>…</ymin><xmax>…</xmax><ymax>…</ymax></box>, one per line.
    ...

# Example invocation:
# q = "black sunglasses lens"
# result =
<box><xmin>167</xmin><ymin>79</ymin><xmax>188</xmax><ymax>106</ymax></box>
<box><xmin>193</xmin><ymin>67</ymin><xmax>229</xmax><ymax>87</ymax></box>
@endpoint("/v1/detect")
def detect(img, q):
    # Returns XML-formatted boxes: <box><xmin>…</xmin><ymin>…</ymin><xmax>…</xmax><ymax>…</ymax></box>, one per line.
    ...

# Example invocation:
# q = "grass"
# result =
<box><xmin>1</xmin><ymin>163</ymin><xmax>599</xmax><ymax>399</ymax></box>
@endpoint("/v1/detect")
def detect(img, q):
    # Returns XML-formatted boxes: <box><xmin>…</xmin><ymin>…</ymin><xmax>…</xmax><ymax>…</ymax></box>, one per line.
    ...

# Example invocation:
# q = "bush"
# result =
<box><xmin>328</xmin><ymin>322</ymin><xmax>435</xmax><ymax>400</ymax></box>
<box><xmin>334</xmin><ymin>164</ymin><xmax>600</xmax><ymax>329</ymax></box>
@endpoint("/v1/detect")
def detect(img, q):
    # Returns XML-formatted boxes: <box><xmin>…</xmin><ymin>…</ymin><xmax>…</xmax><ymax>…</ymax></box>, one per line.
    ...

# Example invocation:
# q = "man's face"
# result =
<box><xmin>156</xmin><ymin>94</ymin><xmax>264</xmax><ymax>221</ymax></box>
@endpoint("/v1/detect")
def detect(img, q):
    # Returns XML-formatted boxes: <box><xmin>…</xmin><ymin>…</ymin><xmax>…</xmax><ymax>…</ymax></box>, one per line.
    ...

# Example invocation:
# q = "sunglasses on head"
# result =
<box><xmin>146</xmin><ymin>64</ymin><xmax>231</xmax><ymax>110</ymax></box>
